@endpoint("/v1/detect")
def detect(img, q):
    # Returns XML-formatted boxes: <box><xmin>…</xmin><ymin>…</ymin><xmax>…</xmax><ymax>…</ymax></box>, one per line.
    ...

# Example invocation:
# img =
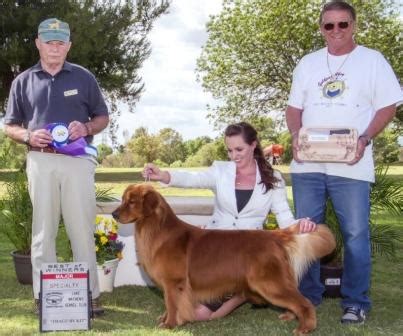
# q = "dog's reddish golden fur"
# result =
<box><xmin>113</xmin><ymin>184</ymin><xmax>336</xmax><ymax>334</ymax></box>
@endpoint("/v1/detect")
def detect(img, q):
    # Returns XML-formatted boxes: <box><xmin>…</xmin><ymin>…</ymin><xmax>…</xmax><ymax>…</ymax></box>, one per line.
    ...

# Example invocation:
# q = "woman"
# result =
<box><xmin>143</xmin><ymin>122</ymin><xmax>316</xmax><ymax>320</ymax></box>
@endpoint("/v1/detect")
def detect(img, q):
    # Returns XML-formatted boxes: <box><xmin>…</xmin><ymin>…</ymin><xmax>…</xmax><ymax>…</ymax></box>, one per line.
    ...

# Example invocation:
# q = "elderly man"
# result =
<box><xmin>286</xmin><ymin>0</ymin><xmax>402</xmax><ymax>324</ymax></box>
<box><xmin>4</xmin><ymin>18</ymin><xmax>109</xmax><ymax>315</ymax></box>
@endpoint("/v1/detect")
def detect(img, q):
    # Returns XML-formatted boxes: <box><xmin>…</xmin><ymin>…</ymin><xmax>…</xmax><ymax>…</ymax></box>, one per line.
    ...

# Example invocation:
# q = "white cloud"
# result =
<box><xmin>103</xmin><ymin>0</ymin><xmax>223</xmax><ymax>145</ymax></box>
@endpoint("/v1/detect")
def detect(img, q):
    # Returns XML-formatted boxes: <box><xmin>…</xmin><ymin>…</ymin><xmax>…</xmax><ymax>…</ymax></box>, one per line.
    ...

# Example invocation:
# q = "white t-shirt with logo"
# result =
<box><xmin>288</xmin><ymin>45</ymin><xmax>403</xmax><ymax>182</ymax></box>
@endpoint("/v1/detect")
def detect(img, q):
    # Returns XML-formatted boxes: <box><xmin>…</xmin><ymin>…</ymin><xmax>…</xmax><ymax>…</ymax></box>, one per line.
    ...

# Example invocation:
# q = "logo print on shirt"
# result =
<box><xmin>322</xmin><ymin>79</ymin><xmax>345</xmax><ymax>99</ymax></box>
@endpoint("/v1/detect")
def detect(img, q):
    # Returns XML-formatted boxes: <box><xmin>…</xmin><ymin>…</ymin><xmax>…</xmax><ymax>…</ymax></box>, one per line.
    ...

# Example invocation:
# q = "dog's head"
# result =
<box><xmin>112</xmin><ymin>183</ymin><xmax>161</xmax><ymax>224</ymax></box>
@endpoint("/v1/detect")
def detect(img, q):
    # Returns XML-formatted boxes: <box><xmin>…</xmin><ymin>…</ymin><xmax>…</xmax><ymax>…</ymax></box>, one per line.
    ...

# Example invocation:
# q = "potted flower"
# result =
<box><xmin>94</xmin><ymin>215</ymin><xmax>124</xmax><ymax>292</ymax></box>
<box><xmin>0</xmin><ymin>170</ymin><xmax>33</xmax><ymax>284</ymax></box>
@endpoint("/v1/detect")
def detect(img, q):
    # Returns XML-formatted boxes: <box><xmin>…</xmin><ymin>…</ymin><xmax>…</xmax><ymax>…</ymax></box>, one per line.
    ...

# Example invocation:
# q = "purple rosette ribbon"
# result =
<box><xmin>46</xmin><ymin>122</ymin><xmax>98</xmax><ymax>157</ymax></box>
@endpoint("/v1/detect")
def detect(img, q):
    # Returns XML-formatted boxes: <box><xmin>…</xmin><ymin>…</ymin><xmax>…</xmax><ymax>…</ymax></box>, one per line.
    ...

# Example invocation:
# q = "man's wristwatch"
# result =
<box><xmin>358</xmin><ymin>133</ymin><xmax>371</xmax><ymax>146</ymax></box>
<box><xmin>23</xmin><ymin>130</ymin><xmax>31</xmax><ymax>145</ymax></box>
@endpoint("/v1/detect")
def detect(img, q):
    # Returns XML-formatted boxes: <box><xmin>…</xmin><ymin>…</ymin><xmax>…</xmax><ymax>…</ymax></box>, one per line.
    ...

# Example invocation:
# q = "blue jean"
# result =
<box><xmin>291</xmin><ymin>173</ymin><xmax>371</xmax><ymax>312</ymax></box>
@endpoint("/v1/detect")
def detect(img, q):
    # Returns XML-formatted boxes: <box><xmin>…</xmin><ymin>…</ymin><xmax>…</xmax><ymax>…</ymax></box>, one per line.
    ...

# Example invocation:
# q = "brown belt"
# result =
<box><xmin>28</xmin><ymin>146</ymin><xmax>59</xmax><ymax>154</ymax></box>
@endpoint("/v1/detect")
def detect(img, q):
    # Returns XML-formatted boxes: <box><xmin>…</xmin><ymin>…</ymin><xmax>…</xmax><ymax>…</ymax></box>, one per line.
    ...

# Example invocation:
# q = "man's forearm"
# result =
<box><xmin>361</xmin><ymin>104</ymin><xmax>396</xmax><ymax>139</ymax></box>
<box><xmin>4</xmin><ymin>124</ymin><xmax>28</xmax><ymax>144</ymax></box>
<box><xmin>285</xmin><ymin>106</ymin><xmax>303</xmax><ymax>137</ymax></box>
<box><xmin>85</xmin><ymin>115</ymin><xmax>109</xmax><ymax>136</ymax></box>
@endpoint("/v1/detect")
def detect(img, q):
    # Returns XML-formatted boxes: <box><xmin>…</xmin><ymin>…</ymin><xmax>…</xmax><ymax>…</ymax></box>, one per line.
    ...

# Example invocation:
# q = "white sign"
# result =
<box><xmin>40</xmin><ymin>262</ymin><xmax>90</xmax><ymax>331</ymax></box>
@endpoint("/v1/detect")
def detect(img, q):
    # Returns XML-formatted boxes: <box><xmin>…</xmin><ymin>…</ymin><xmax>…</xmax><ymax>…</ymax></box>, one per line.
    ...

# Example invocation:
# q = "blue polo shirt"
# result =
<box><xmin>4</xmin><ymin>61</ymin><xmax>108</xmax><ymax>143</ymax></box>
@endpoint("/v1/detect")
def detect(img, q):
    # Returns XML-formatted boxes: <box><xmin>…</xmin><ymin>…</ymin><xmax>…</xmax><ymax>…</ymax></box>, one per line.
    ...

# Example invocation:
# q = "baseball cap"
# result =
<box><xmin>38</xmin><ymin>18</ymin><xmax>70</xmax><ymax>43</ymax></box>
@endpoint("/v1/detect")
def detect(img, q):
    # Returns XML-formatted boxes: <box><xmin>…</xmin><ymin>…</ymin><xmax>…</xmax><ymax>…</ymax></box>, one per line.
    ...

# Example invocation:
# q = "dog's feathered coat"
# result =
<box><xmin>113</xmin><ymin>184</ymin><xmax>336</xmax><ymax>334</ymax></box>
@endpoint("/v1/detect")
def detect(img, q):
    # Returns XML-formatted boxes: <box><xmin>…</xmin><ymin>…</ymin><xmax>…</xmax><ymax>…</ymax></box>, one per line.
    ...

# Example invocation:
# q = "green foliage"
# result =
<box><xmin>153</xmin><ymin>159</ymin><xmax>169</xmax><ymax>168</ymax></box>
<box><xmin>97</xmin><ymin>143</ymin><xmax>113</xmax><ymax>164</ymax></box>
<box><xmin>276</xmin><ymin>131</ymin><xmax>293</xmax><ymax>164</ymax></box>
<box><xmin>0</xmin><ymin>171</ymin><xmax>32</xmax><ymax>255</ymax></box>
<box><xmin>0</xmin><ymin>130</ymin><xmax>26</xmax><ymax>169</ymax></box>
<box><xmin>156</xmin><ymin>128</ymin><xmax>186</xmax><ymax>165</ymax></box>
<box><xmin>170</xmin><ymin>160</ymin><xmax>184</xmax><ymax>168</ymax></box>
<box><xmin>373</xmin><ymin>129</ymin><xmax>400</xmax><ymax>163</ymax></box>
<box><xmin>101</xmin><ymin>151</ymin><xmax>144</xmax><ymax>168</ymax></box>
<box><xmin>325</xmin><ymin>165</ymin><xmax>403</xmax><ymax>264</ymax></box>
<box><xmin>371</xmin><ymin>165</ymin><xmax>403</xmax><ymax>215</ymax></box>
<box><xmin>126</xmin><ymin>128</ymin><xmax>160</xmax><ymax>163</ymax></box>
<box><xmin>0</xmin><ymin>0</ymin><xmax>170</xmax><ymax>147</ymax></box>
<box><xmin>197</xmin><ymin>0</ymin><xmax>402</xmax><ymax>127</ymax></box>
<box><xmin>95</xmin><ymin>186</ymin><xmax>119</xmax><ymax>202</ymax></box>
<box><xmin>184</xmin><ymin>139</ymin><xmax>227</xmax><ymax>167</ymax></box>
<box><xmin>184</xmin><ymin>136</ymin><xmax>213</xmax><ymax>157</ymax></box>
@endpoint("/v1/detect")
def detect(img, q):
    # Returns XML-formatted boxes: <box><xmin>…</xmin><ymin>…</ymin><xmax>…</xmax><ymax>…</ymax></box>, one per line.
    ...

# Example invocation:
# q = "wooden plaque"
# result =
<box><xmin>297</xmin><ymin>127</ymin><xmax>358</xmax><ymax>163</ymax></box>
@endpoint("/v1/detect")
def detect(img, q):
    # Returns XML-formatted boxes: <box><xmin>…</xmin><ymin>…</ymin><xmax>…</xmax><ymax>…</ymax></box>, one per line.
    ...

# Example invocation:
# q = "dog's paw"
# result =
<box><xmin>279</xmin><ymin>310</ymin><xmax>296</xmax><ymax>321</ymax></box>
<box><xmin>158</xmin><ymin>321</ymin><xmax>177</xmax><ymax>329</ymax></box>
<box><xmin>157</xmin><ymin>312</ymin><xmax>167</xmax><ymax>324</ymax></box>
<box><xmin>293</xmin><ymin>327</ymin><xmax>314</xmax><ymax>335</ymax></box>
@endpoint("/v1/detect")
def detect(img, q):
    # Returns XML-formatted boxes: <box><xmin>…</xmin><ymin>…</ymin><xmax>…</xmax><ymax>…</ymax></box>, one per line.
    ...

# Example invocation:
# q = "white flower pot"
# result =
<box><xmin>97</xmin><ymin>258</ymin><xmax>119</xmax><ymax>292</ymax></box>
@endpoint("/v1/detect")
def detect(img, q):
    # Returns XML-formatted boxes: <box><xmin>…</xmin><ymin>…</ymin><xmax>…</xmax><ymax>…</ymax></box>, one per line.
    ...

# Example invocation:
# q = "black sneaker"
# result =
<box><xmin>341</xmin><ymin>307</ymin><xmax>366</xmax><ymax>324</ymax></box>
<box><xmin>91</xmin><ymin>298</ymin><xmax>105</xmax><ymax>317</ymax></box>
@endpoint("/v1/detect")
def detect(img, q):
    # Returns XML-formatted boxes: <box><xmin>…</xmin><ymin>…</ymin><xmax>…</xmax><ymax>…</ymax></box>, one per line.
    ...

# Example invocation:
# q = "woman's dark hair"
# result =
<box><xmin>320</xmin><ymin>1</ymin><xmax>356</xmax><ymax>24</ymax></box>
<box><xmin>224</xmin><ymin>122</ymin><xmax>279</xmax><ymax>193</ymax></box>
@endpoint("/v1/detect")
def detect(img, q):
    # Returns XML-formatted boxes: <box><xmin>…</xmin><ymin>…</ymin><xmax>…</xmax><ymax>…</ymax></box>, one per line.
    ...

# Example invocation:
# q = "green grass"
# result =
<box><xmin>1</xmin><ymin>220</ymin><xmax>402</xmax><ymax>335</ymax></box>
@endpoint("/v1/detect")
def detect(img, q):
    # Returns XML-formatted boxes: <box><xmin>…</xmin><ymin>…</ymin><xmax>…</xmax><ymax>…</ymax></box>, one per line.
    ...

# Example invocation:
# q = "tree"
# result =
<box><xmin>197</xmin><ymin>0</ymin><xmax>402</xmax><ymax>127</ymax></box>
<box><xmin>156</xmin><ymin>128</ymin><xmax>186</xmax><ymax>165</ymax></box>
<box><xmin>126</xmin><ymin>127</ymin><xmax>160</xmax><ymax>163</ymax></box>
<box><xmin>0</xmin><ymin>0</ymin><xmax>170</xmax><ymax>147</ymax></box>
<box><xmin>184</xmin><ymin>138</ymin><xmax>227</xmax><ymax>167</ymax></box>
<box><xmin>183</xmin><ymin>136</ymin><xmax>213</xmax><ymax>157</ymax></box>
<box><xmin>373</xmin><ymin>129</ymin><xmax>400</xmax><ymax>163</ymax></box>
<box><xmin>96</xmin><ymin>143</ymin><xmax>113</xmax><ymax>164</ymax></box>
<box><xmin>245</xmin><ymin>115</ymin><xmax>280</xmax><ymax>144</ymax></box>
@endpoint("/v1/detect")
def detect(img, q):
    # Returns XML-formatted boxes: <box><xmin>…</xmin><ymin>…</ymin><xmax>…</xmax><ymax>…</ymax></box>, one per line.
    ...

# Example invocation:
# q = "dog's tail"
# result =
<box><xmin>280</xmin><ymin>224</ymin><xmax>336</xmax><ymax>283</ymax></box>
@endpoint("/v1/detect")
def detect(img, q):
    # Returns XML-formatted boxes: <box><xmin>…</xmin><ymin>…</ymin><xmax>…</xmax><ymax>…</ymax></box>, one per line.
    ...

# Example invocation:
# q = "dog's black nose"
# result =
<box><xmin>112</xmin><ymin>209</ymin><xmax>119</xmax><ymax>220</ymax></box>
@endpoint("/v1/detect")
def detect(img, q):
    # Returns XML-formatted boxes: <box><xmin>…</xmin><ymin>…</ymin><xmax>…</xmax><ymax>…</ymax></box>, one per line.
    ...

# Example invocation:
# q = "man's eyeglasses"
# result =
<box><xmin>322</xmin><ymin>21</ymin><xmax>350</xmax><ymax>31</ymax></box>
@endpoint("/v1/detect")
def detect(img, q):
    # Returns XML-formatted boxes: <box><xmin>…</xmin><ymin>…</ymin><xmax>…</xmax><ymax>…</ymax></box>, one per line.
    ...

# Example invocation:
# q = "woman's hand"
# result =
<box><xmin>143</xmin><ymin>163</ymin><xmax>170</xmax><ymax>184</ymax></box>
<box><xmin>298</xmin><ymin>217</ymin><xmax>316</xmax><ymax>233</ymax></box>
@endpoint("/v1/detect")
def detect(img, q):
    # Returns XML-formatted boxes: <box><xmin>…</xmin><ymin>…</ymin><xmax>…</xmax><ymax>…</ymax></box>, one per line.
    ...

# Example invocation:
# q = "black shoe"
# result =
<box><xmin>91</xmin><ymin>298</ymin><xmax>105</xmax><ymax>317</ymax></box>
<box><xmin>341</xmin><ymin>307</ymin><xmax>366</xmax><ymax>324</ymax></box>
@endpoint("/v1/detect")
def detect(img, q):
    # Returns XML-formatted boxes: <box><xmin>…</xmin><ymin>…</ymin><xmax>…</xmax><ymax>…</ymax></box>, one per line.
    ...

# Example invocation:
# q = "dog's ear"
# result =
<box><xmin>142</xmin><ymin>190</ymin><xmax>160</xmax><ymax>217</ymax></box>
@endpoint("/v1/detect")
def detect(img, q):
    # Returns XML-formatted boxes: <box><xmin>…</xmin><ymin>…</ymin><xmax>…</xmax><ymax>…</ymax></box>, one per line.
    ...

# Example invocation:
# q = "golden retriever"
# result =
<box><xmin>112</xmin><ymin>184</ymin><xmax>336</xmax><ymax>335</ymax></box>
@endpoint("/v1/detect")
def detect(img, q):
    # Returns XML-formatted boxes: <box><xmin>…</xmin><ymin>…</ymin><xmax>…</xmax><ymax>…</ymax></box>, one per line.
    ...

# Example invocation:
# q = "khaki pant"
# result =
<box><xmin>26</xmin><ymin>152</ymin><xmax>99</xmax><ymax>299</ymax></box>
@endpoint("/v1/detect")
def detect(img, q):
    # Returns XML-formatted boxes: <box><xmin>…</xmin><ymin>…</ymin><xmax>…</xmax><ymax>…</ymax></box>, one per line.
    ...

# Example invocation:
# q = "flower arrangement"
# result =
<box><xmin>94</xmin><ymin>215</ymin><xmax>124</xmax><ymax>265</ymax></box>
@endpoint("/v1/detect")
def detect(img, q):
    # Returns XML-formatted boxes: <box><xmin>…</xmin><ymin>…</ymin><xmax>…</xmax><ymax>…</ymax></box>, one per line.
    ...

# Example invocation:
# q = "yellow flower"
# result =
<box><xmin>95</xmin><ymin>229</ymin><xmax>104</xmax><ymax>236</ymax></box>
<box><xmin>95</xmin><ymin>246</ymin><xmax>99</xmax><ymax>252</ymax></box>
<box><xmin>100</xmin><ymin>236</ymin><xmax>108</xmax><ymax>245</ymax></box>
<box><xmin>95</xmin><ymin>215</ymin><xmax>102</xmax><ymax>225</ymax></box>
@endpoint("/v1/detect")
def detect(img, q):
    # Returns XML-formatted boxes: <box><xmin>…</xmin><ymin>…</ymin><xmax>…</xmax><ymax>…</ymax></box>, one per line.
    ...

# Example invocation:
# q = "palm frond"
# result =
<box><xmin>370</xmin><ymin>223</ymin><xmax>402</xmax><ymax>260</ymax></box>
<box><xmin>95</xmin><ymin>186</ymin><xmax>119</xmax><ymax>202</ymax></box>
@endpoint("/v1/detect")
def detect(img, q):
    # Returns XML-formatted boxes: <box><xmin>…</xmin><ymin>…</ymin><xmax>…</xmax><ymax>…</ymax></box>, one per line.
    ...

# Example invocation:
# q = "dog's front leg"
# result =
<box><xmin>159</xmin><ymin>286</ymin><xmax>179</xmax><ymax>328</ymax></box>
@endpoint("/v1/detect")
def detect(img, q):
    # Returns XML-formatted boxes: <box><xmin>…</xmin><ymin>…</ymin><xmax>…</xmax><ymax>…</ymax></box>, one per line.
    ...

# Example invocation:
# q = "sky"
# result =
<box><xmin>103</xmin><ymin>0</ymin><xmax>224</xmax><ymax>146</ymax></box>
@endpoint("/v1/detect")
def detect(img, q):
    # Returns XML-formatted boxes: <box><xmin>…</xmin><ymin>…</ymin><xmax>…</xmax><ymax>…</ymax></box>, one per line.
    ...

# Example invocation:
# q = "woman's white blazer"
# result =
<box><xmin>168</xmin><ymin>161</ymin><xmax>296</xmax><ymax>230</ymax></box>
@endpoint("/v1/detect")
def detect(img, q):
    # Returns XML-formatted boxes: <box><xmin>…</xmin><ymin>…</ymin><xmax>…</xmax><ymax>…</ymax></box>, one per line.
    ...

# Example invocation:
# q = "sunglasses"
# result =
<box><xmin>322</xmin><ymin>21</ymin><xmax>350</xmax><ymax>31</ymax></box>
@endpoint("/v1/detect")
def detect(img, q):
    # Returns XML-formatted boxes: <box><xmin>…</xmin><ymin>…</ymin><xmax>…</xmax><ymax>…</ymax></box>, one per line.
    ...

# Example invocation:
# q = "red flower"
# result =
<box><xmin>108</xmin><ymin>233</ymin><xmax>118</xmax><ymax>241</ymax></box>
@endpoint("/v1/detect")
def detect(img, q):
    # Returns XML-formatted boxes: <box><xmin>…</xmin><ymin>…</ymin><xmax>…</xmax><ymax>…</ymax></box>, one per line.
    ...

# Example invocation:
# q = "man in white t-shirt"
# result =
<box><xmin>286</xmin><ymin>1</ymin><xmax>402</xmax><ymax>325</ymax></box>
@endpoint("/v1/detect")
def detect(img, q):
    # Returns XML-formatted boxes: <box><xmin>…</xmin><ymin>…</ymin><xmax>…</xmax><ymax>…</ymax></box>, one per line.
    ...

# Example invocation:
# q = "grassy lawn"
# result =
<box><xmin>0</xmin><ymin>216</ymin><xmax>402</xmax><ymax>335</ymax></box>
<box><xmin>0</xmin><ymin>166</ymin><xmax>402</xmax><ymax>335</ymax></box>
